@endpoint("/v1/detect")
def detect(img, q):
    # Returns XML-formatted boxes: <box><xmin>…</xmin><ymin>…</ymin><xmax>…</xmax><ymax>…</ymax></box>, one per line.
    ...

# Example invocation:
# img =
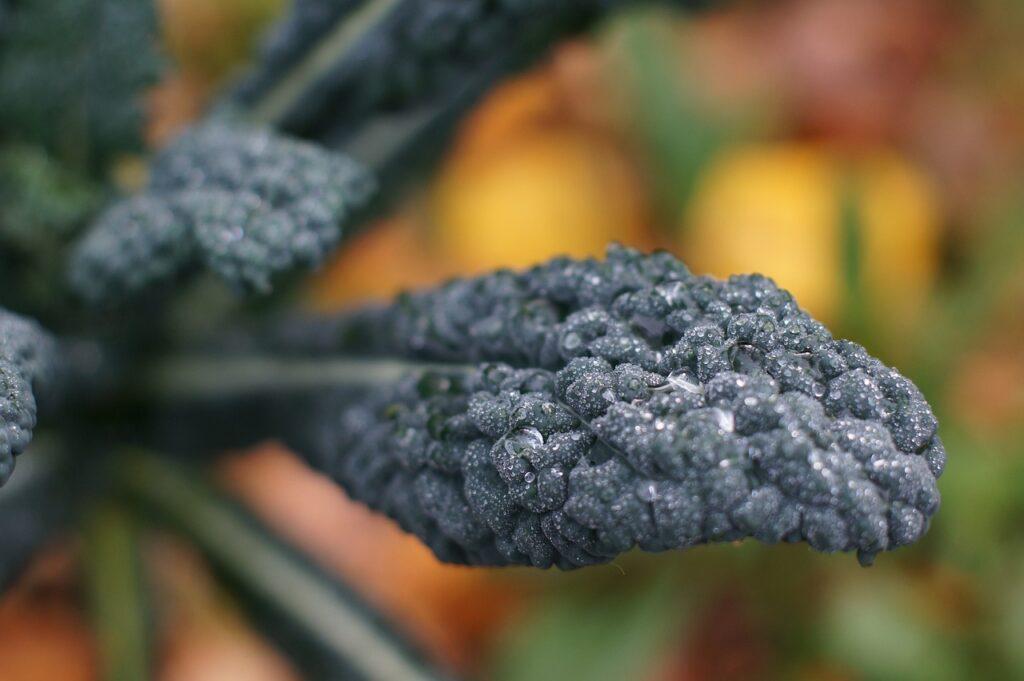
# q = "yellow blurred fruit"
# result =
<box><xmin>856</xmin><ymin>152</ymin><xmax>941</xmax><ymax>326</ymax></box>
<box><xmin>432</xmin><ymin>129</ymin><xmax>652</xmax><ymax>273</ymax></box>
<box><xmin>682</xmin><ymin>142</ymin><xmax>941</xmax><ymax>331</ymax></box>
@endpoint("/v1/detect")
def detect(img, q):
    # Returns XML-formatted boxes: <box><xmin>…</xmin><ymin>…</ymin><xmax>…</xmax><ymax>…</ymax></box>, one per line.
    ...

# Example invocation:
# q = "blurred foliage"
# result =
<box><xmin>491</xmin><ymin>571</ymin><xmax>685</xmax><ymax>681</ymax></box>
<box><xmin>605</xmin><ymin>10</ymin><xmax>741</xmax><ymax>226</ymax></box>
<box><xmin>821</xmin><ymin>576</ymin><xmax>969</xmax><ymax>681</ymax></box>
<box><xmin>682</xmin><ymin>143</ymin><xmax>941</xmax><ymax>346</ymax></box>
<box><xmin>0</xmin><ymin>0</ymin><xmax>161</xmax><ymax>169</ymax></box>
<box><xmin>0</xmin><ymin>145</ymin><xmax>102</xmax><ymax>321</ymax></box>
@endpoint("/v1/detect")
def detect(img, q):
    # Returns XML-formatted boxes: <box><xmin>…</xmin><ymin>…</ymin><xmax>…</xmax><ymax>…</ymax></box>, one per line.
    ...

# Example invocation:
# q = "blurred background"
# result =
<box><xmin>2</xmin><ymin>0</ymin><xmax>1023</xmax><ymax>679</ymax></box>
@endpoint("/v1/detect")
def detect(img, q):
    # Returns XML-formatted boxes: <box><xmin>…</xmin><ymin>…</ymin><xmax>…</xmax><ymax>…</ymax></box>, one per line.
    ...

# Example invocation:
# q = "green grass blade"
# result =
<box><xmin>82</xmin><ymin>502</ymin><xmax>151</xmax><ymax>681</ymax></box>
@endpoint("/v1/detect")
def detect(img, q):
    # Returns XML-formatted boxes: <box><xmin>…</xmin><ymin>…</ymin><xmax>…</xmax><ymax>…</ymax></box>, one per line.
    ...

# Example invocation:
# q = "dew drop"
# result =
<box><xmin>712</xmin><ymin>408</ymin><xmax>735</xmax><ymax>433</ymax></box>
<box><xmin>660</xmin><ymin>281</ymin><xmax>687</xmax><ymax>306</ymax></box>
<box><xmin>668</xmin><ymin>370</ymin><xmax>703</xmax><ymax>395</ymax></box>
<box><xmin>636</xmin><ymin>481</ymin><xmax>658</xmax><ymax>502</ymax></box>
<box><xmin>520</xmin><ymin>427</ymin><xmax>544</xmax><ymax>446</ymax></box>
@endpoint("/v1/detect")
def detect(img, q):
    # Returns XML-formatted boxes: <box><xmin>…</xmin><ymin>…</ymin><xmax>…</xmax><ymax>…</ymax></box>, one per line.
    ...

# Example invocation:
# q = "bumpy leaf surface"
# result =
<box><xmin>252</xmin><ymin>246</ymin><xmax>944</xmax><ymax>568</ymax></box>
<box><xmin>0</xmin><ymin>308</ymin><xmax>59</xmax><ymax>486</ymax></box>
<box><xmin>68</xmin><ymin>124</ymin><xmax>376</xmax><ymax>304</ymax></box>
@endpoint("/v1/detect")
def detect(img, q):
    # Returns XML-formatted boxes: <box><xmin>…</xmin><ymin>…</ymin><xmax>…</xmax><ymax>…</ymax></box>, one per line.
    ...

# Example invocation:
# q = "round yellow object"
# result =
<box><xmin>432</xmin><ymin>129</ymin><xmax>651</xmax><ymax>274</ymax></box>
<box><xmin>682</xmin><ymin>143</ymin><xmax>941</xmax><ymax>331</ymax></box>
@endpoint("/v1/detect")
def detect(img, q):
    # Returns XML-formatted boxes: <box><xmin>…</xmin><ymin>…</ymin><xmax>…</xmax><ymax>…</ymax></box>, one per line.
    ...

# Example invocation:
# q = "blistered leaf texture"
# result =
<box><xmin>0</xmin><ymin>308</ymin><xmax>59</xmax><ymax>486</ymax></box>
<box><xmin>264</xmin><ymin>246</ymin><xmax>944</xmax><ymax>567</ymax></box>
<box><xmin>68</xmin><ymin>124</ymin><xmax>376</xmax><ymax>304</ymax></box>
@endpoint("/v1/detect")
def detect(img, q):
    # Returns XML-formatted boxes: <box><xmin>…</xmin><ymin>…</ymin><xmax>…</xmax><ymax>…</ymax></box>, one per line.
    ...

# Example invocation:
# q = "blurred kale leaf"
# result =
<box><xmin>0</xmin><ymin>0</ymin><xmax>162</xmax><ymax>169</ymax></box>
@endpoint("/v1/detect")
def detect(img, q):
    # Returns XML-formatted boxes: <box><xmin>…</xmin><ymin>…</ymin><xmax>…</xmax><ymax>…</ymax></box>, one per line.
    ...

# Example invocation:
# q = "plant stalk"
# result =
<box><xmin>114</xmin><ymin>450</ymin><xmax>460</xmax><ymax>681</ymax></box>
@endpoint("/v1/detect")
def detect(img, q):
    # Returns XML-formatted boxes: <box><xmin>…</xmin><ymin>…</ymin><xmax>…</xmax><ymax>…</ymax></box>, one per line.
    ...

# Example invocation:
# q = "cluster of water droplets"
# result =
<box><xmin>288</xmin><ymin>246</ymin><xmax>944</xmax><ymax>568</ymax></box>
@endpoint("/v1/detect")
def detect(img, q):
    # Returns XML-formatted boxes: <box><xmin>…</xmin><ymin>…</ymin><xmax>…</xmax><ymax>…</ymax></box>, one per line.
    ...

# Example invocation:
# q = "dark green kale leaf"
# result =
<box><xmin>0</xmin><ymin>0</ymin><xmax>161</xmax><ymax>168</ymax></box>
<box><xmin>229</xmin><ymin>0</ymin><xmax>716</xmax><ymax>204</ymax></box>
<box><xmin>67</xmin><ymin>1</ymin><xmax>716</xmax><ymax>311</ymax></box>
<box><xmin>68</xmin><ymin>124</ymin><xmax>376</xmax><ymax>305</ymax></box>
<box><xmin>0</xmin><ymin>308</ymin><xmax>60</xmax><ymax>486</ymax></box>
<box><xmin>0</xmin><ymin>144</ymin><xmax>102</xmax><ymax>319</ymax></box>
<box><xmin>234</xmin><ymin>0</ymin><xmax>579</xmax><ymax>137</ymax></box>
<box><xmin>186</xmin><ymin>246</ymin><xmax>944</xmax><ymax>568</ymax></box>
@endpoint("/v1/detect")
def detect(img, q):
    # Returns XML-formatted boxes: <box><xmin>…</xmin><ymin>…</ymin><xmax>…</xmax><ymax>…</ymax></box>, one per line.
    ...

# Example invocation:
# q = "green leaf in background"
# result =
<box><xmin>491</xmin><ymin>567</ymin><xmax>687</xmax><ymax>681</ymax></box>
<box><xmin>823</xmin><ymin>577</ymin><xmax>968</xmax><ymax>681</ymax></box>
<box><xmin>912</xmin><ymin>190</ymin><xmax>1024</xmax><ymax>402</ymax></box>
<box><xmin>999</xmin><ymin>559</ymin><xmax>1024</xmax><ymax>675</ymax></box>
<box><xmin>0</xmin><ymin>0</ymin><xmax>162</xmax><ymax>169</ymax></box>
<box><xmin>930</xmin><ymin>428</ymin><xmax>1024</xmax><ymax>572</ymax></box>
<box><xmin>607</xmin><ymin>9</ymin><xmax>741</xmax><ymax>229</ymax></box>
<box><xmin>0</xmin><ymin>144</ymin><xmax>101</xmax><ymax>244</ymax></box>
<box><xmin>0</xmin><ymin>143</ymin><xmax>102</xmax><ymax>319</ymax></box>
<box><xmin>838</xmin><ymin>168</ymin><xmax>871</xmax><ymax>343</ymax></box>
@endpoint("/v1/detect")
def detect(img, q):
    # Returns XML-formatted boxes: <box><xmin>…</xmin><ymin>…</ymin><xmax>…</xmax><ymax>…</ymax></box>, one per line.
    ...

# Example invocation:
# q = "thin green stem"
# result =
<box><xmin>144</xmin><ymin>355</ymin><xmax>473</xmax><ymax>400</ymax></box>
<box><xmin>246</xmin><ymin>0</ymin><xmax>404</xmax><ymax>128</ymax></box>
<box><xmin>838</xmin><ymin>168</ymin><xmax>872</xmax><ymax>344</ymax></box>
<box><xmin>614</xmin><ymin>11</ymin><xmax>728</xmax><ymax>227</ymax></box>
<box><xmin>81</xmin><ymin>502</ymin><xmax>150</xmax><ymax>681</ymax></box>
